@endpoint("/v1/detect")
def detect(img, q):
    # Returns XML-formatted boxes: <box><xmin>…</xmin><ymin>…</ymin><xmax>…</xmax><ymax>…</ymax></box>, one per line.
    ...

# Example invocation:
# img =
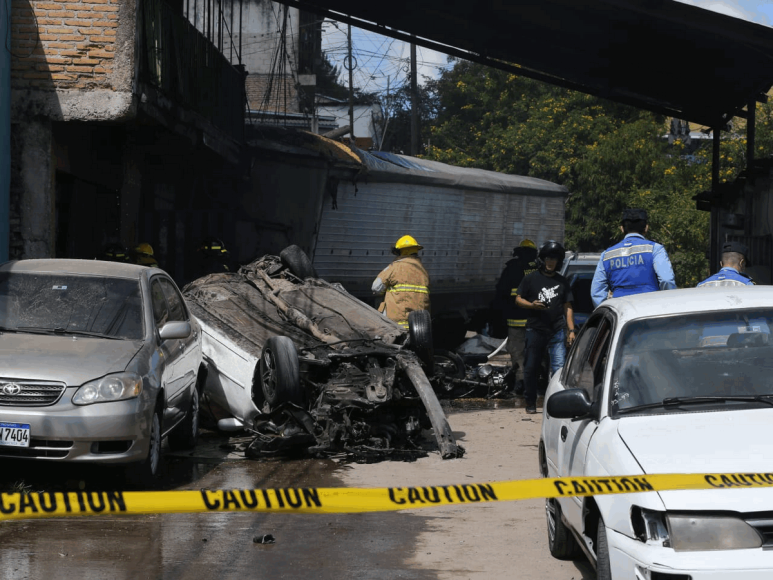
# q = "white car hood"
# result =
<box><xmin>0</xmin><ymin>333</ymin><xmax>143</xmax><ymax>386</ymax></box>
<box><xmin>617</xmin><ymin>409</ymin><xmax>773</xmax><ymax>512</ymax></box>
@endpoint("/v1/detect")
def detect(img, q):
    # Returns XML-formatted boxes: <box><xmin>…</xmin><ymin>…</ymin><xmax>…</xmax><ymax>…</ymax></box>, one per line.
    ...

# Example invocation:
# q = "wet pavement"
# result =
<box><xmin>0</xmin><ymin>399</ymin><xmax>544</xmax><ymax>580</ymax></box>
<box><xmin>0</xmin><ymin>430</ymin><xmax>441</xmax><ymax>580</ymax></box>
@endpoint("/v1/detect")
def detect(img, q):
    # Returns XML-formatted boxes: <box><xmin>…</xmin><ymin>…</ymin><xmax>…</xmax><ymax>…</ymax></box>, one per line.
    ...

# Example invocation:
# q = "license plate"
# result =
<box><xmin>0</xmin><ymin>423</ymin><xmax>30</xmax><ymax>447</ymax></box>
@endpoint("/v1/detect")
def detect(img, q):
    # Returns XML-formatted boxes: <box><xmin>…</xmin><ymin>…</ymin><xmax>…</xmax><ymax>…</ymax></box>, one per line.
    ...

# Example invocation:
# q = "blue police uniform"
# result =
<box><xmin>697</xmin><ymin>266</ymin><xmax>754</xmax><ymax>288</ymax></box>
<box><xmin>591</xmin><ymin>233</ymin><xmax>676</xmax><ymax>307</ymax></box>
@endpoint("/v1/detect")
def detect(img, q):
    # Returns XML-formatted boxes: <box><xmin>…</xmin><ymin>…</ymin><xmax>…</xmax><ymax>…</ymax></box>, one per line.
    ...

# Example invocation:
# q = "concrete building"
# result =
<box><xmin>317</xmin><ymin>95</ymin><xmax>384</xmax><ymax>150</ymax></box>
<box><xmin>8</xmin><ymin>0</ymin><xmax>245</xmax><ymax>282</ymax></box>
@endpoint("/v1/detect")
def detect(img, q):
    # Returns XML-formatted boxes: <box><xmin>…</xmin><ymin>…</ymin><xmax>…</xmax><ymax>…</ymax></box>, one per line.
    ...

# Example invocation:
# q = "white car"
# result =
<box><xmin>540</xmin><ymin>286</ymin><xmax>773</xmax><ymax>579</ymax></box>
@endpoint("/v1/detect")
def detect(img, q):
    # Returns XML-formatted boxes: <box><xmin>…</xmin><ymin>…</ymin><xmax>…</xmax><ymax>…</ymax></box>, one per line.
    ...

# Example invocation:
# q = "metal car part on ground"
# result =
<box><xmin>540</xmin><ymin>286</ymin><xmax>773</xmax><ymax>578</ymax></box>
<box><xmin>183</xmin><ymin>253</ymin><xmax>463</xmax><ymax>462</ymax></box>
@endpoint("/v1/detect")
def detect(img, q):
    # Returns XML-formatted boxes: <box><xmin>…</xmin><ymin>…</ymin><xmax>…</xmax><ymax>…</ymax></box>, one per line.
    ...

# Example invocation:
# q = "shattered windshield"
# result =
<box><xmin>0</xmin><ymin>272</ymin><xmax>144</xmax><ymax>340</ymax></box>
<box><xmin>611</xmin><ymin>309</ymin><xmax>773</xmax><ymax>415</ymax></box>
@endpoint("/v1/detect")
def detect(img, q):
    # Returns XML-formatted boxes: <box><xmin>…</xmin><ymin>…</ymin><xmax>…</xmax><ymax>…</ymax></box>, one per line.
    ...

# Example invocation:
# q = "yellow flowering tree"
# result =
<box><xmin>423</xmin><ymin>60</ymin><xmax>773</xmax><ymax>286</ymax></box>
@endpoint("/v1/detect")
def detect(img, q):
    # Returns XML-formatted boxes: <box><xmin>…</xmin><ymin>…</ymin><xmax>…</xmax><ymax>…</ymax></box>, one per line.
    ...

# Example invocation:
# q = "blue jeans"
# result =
<box><xmin>523</xmin><ymin>328</ymin><xmax>566</xmax><ymax>407</ymax></box>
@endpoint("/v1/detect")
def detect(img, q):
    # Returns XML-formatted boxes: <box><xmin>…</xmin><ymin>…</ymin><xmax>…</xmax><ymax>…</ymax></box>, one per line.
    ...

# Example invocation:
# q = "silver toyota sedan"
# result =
<box><xmin>0</xmin><ymin>259</ymin><xmax>202</xmax><ymax>480</ymax></box>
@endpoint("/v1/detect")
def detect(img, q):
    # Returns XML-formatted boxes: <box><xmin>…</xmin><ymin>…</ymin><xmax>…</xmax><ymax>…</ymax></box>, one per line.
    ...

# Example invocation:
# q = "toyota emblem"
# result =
<box><xmin>1</xmin><ymin>383</ymin><xmax>21</xmax><ymax>395</ymax></box>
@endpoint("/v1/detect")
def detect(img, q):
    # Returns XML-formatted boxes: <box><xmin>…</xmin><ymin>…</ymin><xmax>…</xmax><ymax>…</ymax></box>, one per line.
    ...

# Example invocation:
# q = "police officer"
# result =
<box><xmin>591</xmin><ymin>208</ymin><xmax>676</xmax><ymax>307</ymax></box>
<box><xmin>515</xmin><ymin>240</ymin><xmax>576</xmax><ymax>414</ymax></box>
<box><xmin>697</xmin><ymin>241</ymin><xmax>754</xmax><ymax>287</ymax></box>
<box><xmin>494</xmin><ymin>239</ymin><xmax>538</xmax><ymax>392</ymax></box>
<box><xmin>372</xmin><ymin>235</ymin><xmax>430</xmax><ymax>329</ymax></box>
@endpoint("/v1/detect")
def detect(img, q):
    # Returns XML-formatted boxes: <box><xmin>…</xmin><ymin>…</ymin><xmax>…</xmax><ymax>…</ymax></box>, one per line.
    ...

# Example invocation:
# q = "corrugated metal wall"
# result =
<box><xmin>312</xmin><ymin>181</ymin><xmax>565</xmax><ymax>298</ymax></box>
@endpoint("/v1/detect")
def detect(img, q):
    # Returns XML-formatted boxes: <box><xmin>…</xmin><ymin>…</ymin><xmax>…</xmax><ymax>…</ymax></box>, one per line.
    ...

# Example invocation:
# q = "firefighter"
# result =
<box><xmin>591</xmin><ymin>208</ymin><xmax>676</xmax><ymax>307</ymax></box>
<box><xmin>134</xmin><ymin>242</ymin><xmax>159</xmax><ymax>268</ymax></box>
<box><xmin>494</xmin><ymin>239</ymin><xmax>538</xmax><ymax>392</ymax></box>
<box><xmin>697</xmin><ymin>241</ymin><xmax>754</xmax><ymax>287</ymax></box>
<box><xmin>372</xmin><ymin>235</ymin><xmax>430</xmax><ymax>329</ymax></box>
<box><xmin>102</xmin><ymin>242</ymin><xmax>131</xmax><ymax>263</ymax></box>
<box><xmin>193</xmin><ymin>237</ymin><xmax>232</xmax><ymax>279</ymax></box>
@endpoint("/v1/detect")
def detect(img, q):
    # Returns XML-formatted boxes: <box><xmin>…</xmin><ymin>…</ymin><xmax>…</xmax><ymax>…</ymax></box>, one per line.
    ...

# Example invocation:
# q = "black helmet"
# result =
<box><xmin>536</xmin><ymin>240</ymin><xmax>566</xmax><ymax>271</ymax></box>
<box><xmin>199</xmin><ymin>237</ymin><xmax>228</xmax><ymax>257</ymax></box>
<box><xmin>103</xmin><ymin>242</ymin><xmax>131</xmax><ymax>263</ymax></box>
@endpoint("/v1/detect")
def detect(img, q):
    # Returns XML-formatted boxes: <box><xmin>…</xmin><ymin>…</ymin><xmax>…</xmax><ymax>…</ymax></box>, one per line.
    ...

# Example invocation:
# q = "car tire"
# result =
<box><xmin>596</xmin><ymin>517</ymin><xmax>612</xmax><ymax>580</ymax></box>
<box><xmin>409</xmin><ymin>310</ymin><xmax>434</xmax><ymax>369</ymax></box>
<box><xmin>546</xmin><ymin>497</ymin><xmax>583</xmax><ymax>560</ymax></box>
<box><xmin>168</xmin><ymin>385</ymin><xmax>199</xmax><ymax>451</ymax></box>
<box><xmin>260</xmin><ymin>336</ymin><xmax>303</xmax><ymax>407</ymax></box>
<box><xmin>279</xmin><ymin>245</ymin><xmax>317</xmax><ymax>279</ymax></box>
<box><xmin>127</xmin><ymin>403</ymin><xmax>163</xmax><ymax>483</ymax></box>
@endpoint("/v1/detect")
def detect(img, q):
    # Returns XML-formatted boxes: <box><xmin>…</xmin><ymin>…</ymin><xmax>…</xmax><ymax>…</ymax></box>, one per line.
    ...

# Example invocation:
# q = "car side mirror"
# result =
<box><xmin>546</xmin><ymin>388</ymin><xmax>593</xmax><ymax>419</ymax></box>
<box><xmin>159</xmin><ymin>321</ymin><xmax>191</xmax><ymax>341</ymax></box>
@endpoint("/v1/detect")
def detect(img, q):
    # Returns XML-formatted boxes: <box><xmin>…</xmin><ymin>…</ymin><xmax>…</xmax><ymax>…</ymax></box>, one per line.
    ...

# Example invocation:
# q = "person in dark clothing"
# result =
<box><xmin>192</xmin><ymin>237</ymin><xmax>232</xmax><ymax>280</ymax></box>
<box><xmin>101</xmin><ymin>242</ymin><xmax>131</xmax><ymax>263</ymax></box>
<box><xmin>494</xmin><ymin>239</ymin><xmax>538</xmax><ymax>391</ymax></box>
<box><xmin>516</xmin><ymin>240</ymin><xmax>576</xmax><ymax>414</ymax></box>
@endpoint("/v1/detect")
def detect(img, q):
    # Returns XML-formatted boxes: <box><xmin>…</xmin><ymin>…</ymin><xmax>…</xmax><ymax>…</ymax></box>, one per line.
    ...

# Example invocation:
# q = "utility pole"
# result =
<box><xmin>347</xmin><ymin>23</ymin><xmax>355</xmax><ymax>147</ymax></box>
<box><xmin>379</xmin><ymin>75</ymin><xmax>390</xmax><ymax>151</ymax></box>
<box><xmin>410</xmin><ymin>40</ymin><xmax>418</xmax><ymax>156</ymax></box>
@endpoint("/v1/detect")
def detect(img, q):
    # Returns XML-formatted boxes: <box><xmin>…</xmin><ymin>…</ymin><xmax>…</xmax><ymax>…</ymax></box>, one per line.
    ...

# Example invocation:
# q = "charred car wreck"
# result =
<box><xmin>183</xmin><ymin>249</ymin><xmax>463</xmax><ymax>461</ymax></box>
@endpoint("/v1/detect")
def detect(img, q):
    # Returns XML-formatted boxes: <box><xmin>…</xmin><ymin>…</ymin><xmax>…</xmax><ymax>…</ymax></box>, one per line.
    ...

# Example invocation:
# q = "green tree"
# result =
<box><xmin>378</xmin><ymin>80</ymin><xmax>438</xmax><ymax>153</ymax></box>
<box><xmin>423</xmin><ymin>60</ymin><xmax>773</xmax><ymax>286</ymax></box>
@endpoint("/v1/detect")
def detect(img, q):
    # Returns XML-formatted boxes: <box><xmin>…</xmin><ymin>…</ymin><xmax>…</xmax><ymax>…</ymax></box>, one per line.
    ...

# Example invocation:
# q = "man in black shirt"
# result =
<box><xmin>516</xmin><ymin>240</ymin><xmax>576</xmax><ymax>414</ymax></box>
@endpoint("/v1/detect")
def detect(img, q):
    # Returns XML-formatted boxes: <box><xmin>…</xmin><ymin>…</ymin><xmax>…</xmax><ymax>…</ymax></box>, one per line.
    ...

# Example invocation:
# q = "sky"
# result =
<box><xmin>321</xmin><ymin>1</ymin><xmax>773</xmax><ymax>101</ymax></box>
<box><xmin>676</xmin><ymin>0</ymin><xmax>773</xmax><ymax>25</ymax></box>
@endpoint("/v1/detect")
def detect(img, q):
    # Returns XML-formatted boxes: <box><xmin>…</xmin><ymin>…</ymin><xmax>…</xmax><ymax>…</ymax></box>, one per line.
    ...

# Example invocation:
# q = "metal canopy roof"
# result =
<box><xmin>284</xmin><ymin>0</ymin><xmax>773</xmax><ymax>128</ymax></box>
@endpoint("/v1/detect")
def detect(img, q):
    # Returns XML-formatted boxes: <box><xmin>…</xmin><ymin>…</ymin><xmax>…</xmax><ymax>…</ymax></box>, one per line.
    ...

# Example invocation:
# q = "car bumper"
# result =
<box><xmin>0</xmin><ymin>394</ymin><xmax>152</xmax><ymax>464</ymax></box>
<box><xmin>608</xmin><ymin>525</ymin><xmax>773</xmax><ymax>579</ymax></box>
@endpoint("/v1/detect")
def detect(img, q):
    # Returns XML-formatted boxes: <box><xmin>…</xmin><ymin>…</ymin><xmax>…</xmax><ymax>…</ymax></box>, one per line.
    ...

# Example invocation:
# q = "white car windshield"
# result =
<box><xmin>0</xmin><ymin>272</ymin><xmax>144</xmax><ymax>340</ymax></box>
<box><xmin>611</xmin><ymin>309</ymin><xmax>773</xmax><ymax>415</ymax></box>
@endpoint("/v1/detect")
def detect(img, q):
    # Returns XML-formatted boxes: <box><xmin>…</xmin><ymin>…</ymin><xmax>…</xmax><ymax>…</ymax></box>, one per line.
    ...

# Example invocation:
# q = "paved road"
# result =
<box><xmin>0</xmin><ymin>403</ymin><xmax>594</xmax><ymax>580</ymax></box>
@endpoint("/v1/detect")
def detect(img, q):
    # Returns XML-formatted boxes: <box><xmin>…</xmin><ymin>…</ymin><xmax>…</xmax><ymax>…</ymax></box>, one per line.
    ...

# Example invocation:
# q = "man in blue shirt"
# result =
<box><xmin>591</xmin><ymin>208</ymin><xmax>677</xmax><ymax>307</ymax></box>
<box><xmin>697</xmin><ymin>241</ymin><xmax>754</xmax><ymax>287</ymax></box>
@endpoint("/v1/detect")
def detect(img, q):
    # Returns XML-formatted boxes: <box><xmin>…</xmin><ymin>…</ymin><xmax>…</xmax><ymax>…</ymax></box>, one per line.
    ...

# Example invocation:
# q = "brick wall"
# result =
<box><xmin>245</xmin><ymin>73</ymin><xmax>299</xmax><ymax>113</ymax></box>
<box><xmin>10</xmin><ymin>0</ymin><xmax>120</xmax><ymax>90</ymax></box>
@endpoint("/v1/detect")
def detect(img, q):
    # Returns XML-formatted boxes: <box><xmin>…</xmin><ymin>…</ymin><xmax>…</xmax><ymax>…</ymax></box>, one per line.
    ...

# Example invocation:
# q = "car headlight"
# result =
<box><xmin>631</xmin><ymin>507</ymin><xmax>671</xmax><ymax>547</ymax></box>
<box><xmin>632</xmin><ymin>507</ymin><xmax>763</xmax><ymax>551</ymax></box>
<box><xmin>72</xmin><ymin>373</ymin><xmax>143</xmax><ymax>405</ymax></box>
<box><xmin>668</xmin><ymin>514</ymin><xmax>762</xmax><ymax>551</ymax></box>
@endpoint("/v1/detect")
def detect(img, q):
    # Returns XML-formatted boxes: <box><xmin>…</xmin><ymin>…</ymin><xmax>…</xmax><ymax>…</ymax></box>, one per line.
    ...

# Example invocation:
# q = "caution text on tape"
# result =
<box><xmin>1</xmin><ymin>472</ymin><xmax>772</xmax><ymax>521</ymax></box>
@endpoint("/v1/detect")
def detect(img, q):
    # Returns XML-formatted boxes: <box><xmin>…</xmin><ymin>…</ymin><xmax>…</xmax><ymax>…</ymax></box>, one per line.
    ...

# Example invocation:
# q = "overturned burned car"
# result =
<box><xmin>183</xmin><ymin>249</ymin><xmax>463</xmax><ymax>461</ymax></box>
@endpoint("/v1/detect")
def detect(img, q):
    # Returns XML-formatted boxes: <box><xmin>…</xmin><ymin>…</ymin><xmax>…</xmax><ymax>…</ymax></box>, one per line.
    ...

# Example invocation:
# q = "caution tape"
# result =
<box><xmin>0</xmin><ymin>472</ymin><xmax>772</xmax><ymax>521</ymax></box>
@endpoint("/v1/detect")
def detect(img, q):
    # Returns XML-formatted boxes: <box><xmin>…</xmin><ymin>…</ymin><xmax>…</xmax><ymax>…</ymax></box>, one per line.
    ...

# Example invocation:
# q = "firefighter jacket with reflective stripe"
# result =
<box><xmin>697</xmin><ymin>267</ymin><xmax>754</xmax><ymax>287</ymax></box>
<box><xmin>372</xmin><ymin>255</ymin><xmax>430</xmax><ymax>328</ymax></box>
<box><xmin>494</xmin><ymin>248</ymin><xmax>538</xmax><ymax>327</ymax></box>
<box><xmin>601</xmin><ymin>237</ymin><xmax>661</xmax><ymax>299</ymax></box>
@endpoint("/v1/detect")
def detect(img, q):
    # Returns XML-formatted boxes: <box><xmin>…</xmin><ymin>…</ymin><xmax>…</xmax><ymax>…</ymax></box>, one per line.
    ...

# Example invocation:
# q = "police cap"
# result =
<box><xmin>722</xmin><ymin>241</ymin><xmax>750</xmax><ymax>265</ymax></box>
<box><xmin>621</xmin><ymin>208</ymin><xmax>648</xmax><ymax>223</ymax></box>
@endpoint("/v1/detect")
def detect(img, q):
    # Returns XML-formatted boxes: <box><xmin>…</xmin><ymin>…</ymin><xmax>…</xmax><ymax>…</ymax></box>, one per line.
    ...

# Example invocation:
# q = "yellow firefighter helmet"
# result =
<box><xmin>135</xmin><ymin>242</ymin><xmax>154</xmax><ymax>256</ymax></box>
<box><xmin>392</xmin><ymin>235</ymin><xmax>423</xmax><ymax>256</ymax></box>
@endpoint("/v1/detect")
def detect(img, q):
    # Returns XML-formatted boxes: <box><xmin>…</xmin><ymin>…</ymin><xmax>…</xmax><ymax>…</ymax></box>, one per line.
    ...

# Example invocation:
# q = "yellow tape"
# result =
<box><xmin>1</xmin><ymin>472</ymin><xmax>772</xmax><ymax>521</ymax></box>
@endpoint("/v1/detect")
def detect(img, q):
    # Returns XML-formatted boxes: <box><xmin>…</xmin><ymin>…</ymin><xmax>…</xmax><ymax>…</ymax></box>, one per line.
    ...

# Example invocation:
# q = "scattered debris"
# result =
<box><xmin>184</xmin><ymin>252</ymin><xmax>463</xmax><ymax>463</ymax></box>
